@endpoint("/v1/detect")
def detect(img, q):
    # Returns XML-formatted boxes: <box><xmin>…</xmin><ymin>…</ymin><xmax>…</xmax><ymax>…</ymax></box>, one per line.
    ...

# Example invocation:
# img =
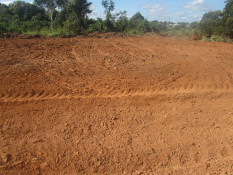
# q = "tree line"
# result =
<box><xmin>0</xmin><ymin>0</ymin><xmax>233</xmax><ymax>39</ymax></box>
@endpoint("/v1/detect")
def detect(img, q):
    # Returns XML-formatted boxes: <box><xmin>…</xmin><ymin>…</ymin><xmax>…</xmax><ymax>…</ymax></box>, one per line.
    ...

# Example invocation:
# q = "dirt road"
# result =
<box><xmin>0</xmin><ymin>35</ymin><xmax>233</xmax><ymax>174</ymax></box>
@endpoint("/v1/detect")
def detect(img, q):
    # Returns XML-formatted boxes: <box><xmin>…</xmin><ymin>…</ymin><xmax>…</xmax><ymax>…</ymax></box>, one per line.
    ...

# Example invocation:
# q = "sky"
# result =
<box><xmin>0</xmin><ymin>0</ymin><xmax>226</xmax><ymax>22</ymax></box>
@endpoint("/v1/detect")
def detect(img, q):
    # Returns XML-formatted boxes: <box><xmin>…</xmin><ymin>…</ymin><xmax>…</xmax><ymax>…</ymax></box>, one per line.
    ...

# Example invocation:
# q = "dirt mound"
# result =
<box><xmin>0</xmin><ymin>33</ymin><xmax>50</xmax><ymax>39</ymax></box>
<box><xmin>192</xmin><ymin>35</ymin><xmax>202</xmax><ymax>40</ymax></box>
<box><xmin>87</xmin><ymin>31</ymin><xmax>129</xmax><ymax>38</ymax></box>
<box><xmin>0</xmin><ymin>36</ymin><xmax>233</xmax><ymax>174</ymax></box>
<box><xmin>0</xmin><ymin>33</ymin><xmax>18</xmax><ymax>38</ymax></box>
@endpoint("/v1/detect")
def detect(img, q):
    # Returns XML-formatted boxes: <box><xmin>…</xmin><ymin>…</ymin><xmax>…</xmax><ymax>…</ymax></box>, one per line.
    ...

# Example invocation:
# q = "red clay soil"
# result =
<box><xmin>0</xmin><ymin>35</ymin><xmax>233</xmax><ymax>174</ymax></box>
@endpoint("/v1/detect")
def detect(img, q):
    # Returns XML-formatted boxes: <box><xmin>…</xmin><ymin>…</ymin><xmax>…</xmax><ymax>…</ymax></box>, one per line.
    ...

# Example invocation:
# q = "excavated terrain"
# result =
<box><xmin>0</xmin><ymin>35</ymin><xmax>233</xmax><ymax>174</ymax></box>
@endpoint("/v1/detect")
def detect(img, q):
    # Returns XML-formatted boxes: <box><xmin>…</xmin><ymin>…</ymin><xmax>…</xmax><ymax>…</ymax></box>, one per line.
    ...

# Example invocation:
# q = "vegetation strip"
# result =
<box><xmin>0</xmin><ymin>0</ymin><xmax>233</xmax><ymax>41</ymax></box>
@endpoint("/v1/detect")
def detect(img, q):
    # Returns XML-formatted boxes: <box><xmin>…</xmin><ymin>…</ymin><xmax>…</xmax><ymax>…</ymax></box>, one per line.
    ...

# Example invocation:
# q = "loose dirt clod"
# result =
<box><xmin>1</xmin><ymin>153</ymin><xmax>11</xmax><ymax>163</ymax></box>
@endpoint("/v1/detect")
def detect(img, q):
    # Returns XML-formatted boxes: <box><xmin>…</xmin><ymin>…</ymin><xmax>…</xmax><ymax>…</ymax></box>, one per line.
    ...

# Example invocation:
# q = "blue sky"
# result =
<box><xmin>1</xmin><ymin>0</ymin><xmax>226</xmax><ymax>22</ymax></box>
<box><xmin>89</xmin><ymin>0</ymin><xmax>225</xmax><ymax>22</ymax></box>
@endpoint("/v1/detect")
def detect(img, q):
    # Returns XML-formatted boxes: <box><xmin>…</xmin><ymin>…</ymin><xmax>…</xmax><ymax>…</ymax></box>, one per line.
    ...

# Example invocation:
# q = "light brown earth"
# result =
<box><xmin>0</xmin><ymin>35</ymin><xmax>233</xmax><ymax>175</ymax></box>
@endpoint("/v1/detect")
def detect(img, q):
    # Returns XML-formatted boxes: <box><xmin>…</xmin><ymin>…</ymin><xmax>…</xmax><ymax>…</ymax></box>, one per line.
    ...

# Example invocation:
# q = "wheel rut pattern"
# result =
<box><xmin>1</xmin><ymin>84</ymin><xmax>233</xmax><ymax>103</ymax></box>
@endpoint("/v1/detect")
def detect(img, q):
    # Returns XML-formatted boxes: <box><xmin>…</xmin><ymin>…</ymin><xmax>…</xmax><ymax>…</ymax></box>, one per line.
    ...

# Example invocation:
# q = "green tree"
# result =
<box><xmin>128</xmin><ymin>12</ymin><xmax>150</xmax><ymax>34</ymax></box>
<box><xmin>34</xmin><ymin>0</ymin><xmax>67</xmax><ymax>33</ymax></box>
<box><xmin>102</xmin><ymin>0</ymin><xmax>115</xmax><ymax>31</ymax></box>
<box><xmin>0</xmin><ymin>3</ymin><xmax>11</xmax><ymax>33</ymax></box>
<box><xmin>190</xmin><ymin>22</ymin><xmax>198</xmax><ymax>29</ymax></box>
<box><xmin>223</xmin><ymin>0</ymin><xmax>233</xmax><ymax>18</ymax></box>
<box><xmin>87</xmin><ymin>18</ymin><xmax>105</xmax><ymax>32</ymax></box>
<box><xmin>149</xmin><ymin>20</ymin><xmax>159</xmax><ymax>32</ymax></box>
<box><xmin>174</xmin><ymin>22</ymin><xmax>188</xmax><ymax>30</ymax></box>
<box><xmin>150</xmin><ymin>21</ymin><xmax>168</xmax><ymax>33</ymax></box>
<box><xmin>65</xmin><ymin>0</ymin><xmax>92</xmax><ymax>34</ymax></box>
<box><xmin>8</xmin><ymin>1</ymin><xmax>46</xmax><ymax>21</ymax></box>
<box><xmin>130</xmin><ymin>12</ymin><xmax>144</xmax><ymax>25</ymax></box>
<box><xmin>114</xmin><ymin>11</ymin><xmax>128</xmax><ymax>32</ymax></box>
<box><xmin>222</xmin><ymin>0</ymin><xmax>233</xmax><ymax>37</ymax></box>
<box><xmin>199</xmin><ymin>10</ymin><xmax>222</xmax><ymax>37</ymax></box>
<box><xmin>0</xmin><ymin>1</ymin><xmax>48</xmax><ymax>33</ymax></box>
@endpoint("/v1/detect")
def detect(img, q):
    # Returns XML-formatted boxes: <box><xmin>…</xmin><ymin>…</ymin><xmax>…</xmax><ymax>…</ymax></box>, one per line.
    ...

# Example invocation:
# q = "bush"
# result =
<box><xmin>210</xmin><ymin>35</ymin><xmax>232</xmax><ymax>43</ymax></box>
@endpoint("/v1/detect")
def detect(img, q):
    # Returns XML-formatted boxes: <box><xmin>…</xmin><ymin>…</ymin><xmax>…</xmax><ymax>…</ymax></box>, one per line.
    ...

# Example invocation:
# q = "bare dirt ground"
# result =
<box><xmin>0</xmin><ymin>35</ymin><xmax>233</xmax><ymax>174</ymax></box>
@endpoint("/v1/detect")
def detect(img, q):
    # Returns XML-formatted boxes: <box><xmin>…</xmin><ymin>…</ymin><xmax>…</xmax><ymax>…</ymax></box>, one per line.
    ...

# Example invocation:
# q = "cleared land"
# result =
<box><xmin>0</xmin><ymin>35</ymin><xmax>233</xmax><ymax>174</ymax></box>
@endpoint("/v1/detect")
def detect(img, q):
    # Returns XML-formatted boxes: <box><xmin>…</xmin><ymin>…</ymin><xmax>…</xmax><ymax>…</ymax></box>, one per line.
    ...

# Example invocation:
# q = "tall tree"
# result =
<box><xmin>0</xmin><ymin>3</ymin><xmax>11</xmax><ymax>33</ymax></box>
<box><xmin>34</xmin><ymin>0</ymin><xmax>67</xmax><ymax>33</ymax></box>
<box><xmin>129</xmin><ymin>12</ymin><xmax>150</xmax><ymax>34</ymax></box>
<box><xmin>222</xmin><ymin>0</ymin><xmax>233</xmax><ymax>37</ymax></box>
<box><xmin>102</xmin><ymin>0</ymin><xmax>115</xmax><ymax>31</ymax></box>
<box><xmin>115</xmin><ymin>11</ymin><xmax>128</xmax><ymax>32</ymax></box>
<box><xmin>223</xmin><ymin>0</ymin><xmax>233</xmax><ymax>17</ymax></box>
<box><xmin>8</xmin><ymin>1</ymin><xmax>46</xmax><ymax>21</ymax></box>
<box><xmin>66</xmin><ymin>0</ymin><xmax>92</xmax><ymax>34</ymax></box>
<box><xmin>102</xmin><ymin>0</ymin><xmax>114</xmax><ymax>14</ymax></box>
<box><xmin>199</xmin><ymin>11</ymin><xmax>222</xmax><ymax>37</ymax></box>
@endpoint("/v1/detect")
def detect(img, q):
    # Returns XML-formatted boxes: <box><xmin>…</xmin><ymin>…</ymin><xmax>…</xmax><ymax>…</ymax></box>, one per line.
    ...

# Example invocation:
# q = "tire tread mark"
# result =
<box><xmin>227</xmin><ymin>72</ymin><xmax>233</xmax><ymax>84</ymax></box>
<box><xmin>1</xmin><ymin>85</ymin><xmax>233</xmax><ymax>103</ymax></box>
<box><xmin>0</xmin><ymin>93</ymin><xmax>5</xmax><ymax>98</ymax></box>
<box><xmin>37</xmin><ymin>90</ymin><xmax>45</xmax><ymax>97</ymax></box>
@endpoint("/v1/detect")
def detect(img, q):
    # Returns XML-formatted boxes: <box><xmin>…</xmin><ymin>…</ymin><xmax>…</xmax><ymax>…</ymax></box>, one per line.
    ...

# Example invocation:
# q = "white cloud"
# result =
<box><xmin>175</xmin><ymin>11</ymin><xmax>202</xmax><ymax>22</ymax></box>
<box><xmin>184</xmin><ymin>0</ymin><xmax>211</xmax><ymax>12</ymax></box>
<box><xmin>142</xmin><ymin>1</ymin><xmax>207</xmax><ymax>22</ymax></box>
<box><xmin>0</xmin><ymin>0</ymin><xmax>33</xmax><ymax>4</ymax></box>
<box><xmin>142</xmin><ymin>3</ymin><xmax>170</xmax><ymax>21</ymax></box>
<box><xmin>88</xmin><ymin>4</ymin><xmax>105</xmax><ymax>19</ymax></box>
<box><xmin>0</xmin><ymin>0</ymin><xmax>14</xmax><ymax>5</ymax></box>
<box><xmin>143</xmin><ymin>3</ymin><xmax>164</xmax><ymax>14</ymax></box>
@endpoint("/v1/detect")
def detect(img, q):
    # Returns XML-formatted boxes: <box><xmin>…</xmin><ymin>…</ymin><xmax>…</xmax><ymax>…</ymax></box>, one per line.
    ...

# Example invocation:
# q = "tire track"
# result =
<box><xmin>118</xmin><ymin>38</ymin><xmax>155</xmax><ymax>55</ymax></box>
<box><xmin>227</xmin><ymin>72</ymin><xmax>233</xmax><ymax>85</ymax></box>
<box><xmin>1</xmin><ymin>85</ymin><xmax>233</xmax><ymax>103</ymax></box>
<box><xmin>104</xmin><ymin>39</ymin><xmax>135</xmax><ymax>57</ymax></box>
<box><xmin>92</xmin><ymin>39</ymin><xmax>110</xmax><ymax>58</ymax></box>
